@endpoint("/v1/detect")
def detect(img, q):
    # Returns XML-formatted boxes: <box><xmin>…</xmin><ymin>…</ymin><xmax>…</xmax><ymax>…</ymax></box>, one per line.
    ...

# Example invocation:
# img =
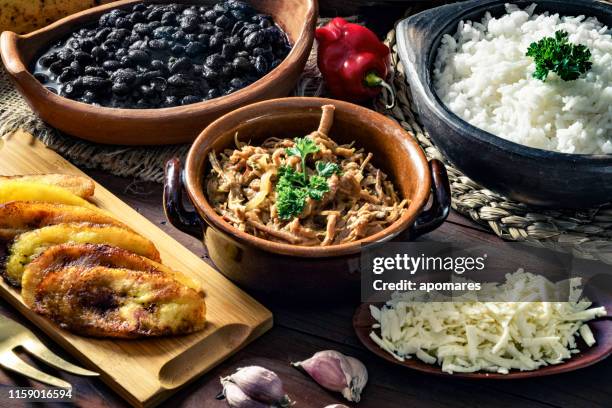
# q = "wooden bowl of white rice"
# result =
<box><xmin>397</xmin><ymin>0</ymin><xmax>612</xmax><ymax>207</ymax></box>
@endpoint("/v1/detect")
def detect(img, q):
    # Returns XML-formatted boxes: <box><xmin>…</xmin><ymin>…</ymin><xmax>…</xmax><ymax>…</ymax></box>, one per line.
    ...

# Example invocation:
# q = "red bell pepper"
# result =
<box><xmin>315</xmin><ymin>17</ymin><xmax>394</xmax><ymax>106</ymax></box>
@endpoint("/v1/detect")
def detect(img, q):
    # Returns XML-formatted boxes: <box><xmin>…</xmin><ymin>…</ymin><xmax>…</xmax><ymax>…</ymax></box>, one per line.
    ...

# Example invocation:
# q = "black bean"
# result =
<box><xmin>112</xmin><ymin>82</ymin><xmax>131</xmax><ymax>95</ymax></box>
<box><xmin>142</xmin><ymin>70</ymin><xmax>163</xmax><ymax>80</ymax></box>
<box><xmin>81</xmin><ymin>91</ymin><xmax>96</xmax><ymax>103</ymax></box>
<box><xmin>161</xmin><ymin>11</ymin><xmax>177</xmax><ymax>25</ymax></box>
<box><xmin>147</xmin><ymin>9</ymin><xmax>164</xmax><ymax>21</ymax></box>
<box><xmin>172</xmin><ymin>30</ymin><xmax>187</xmax><ymax>43</ymax></box>
<box><xmin>185</xmin><ymin>41</ymin><xmax>205</xmax><ymax>57</ymax></box>
<box><xmin>180</xmin><ymin>15</ymin><xmax>200</xmax><ymax>33</ymax></box>
<box><xmin>171</xmin><ymin>44</ymin><xmax>185</xmax><ymax>55</ymax></box>
<box><xmin>253</xmin><ymin>55</ymin><xmax>269</xmax><ymax>75</ymax></box>
<box><xmin>150</xmin><ymin>60</ymin><xmax>166</xmax><ymax>70</ymax></box>
<box><xmin>153</xmin><ymin>26</ymin><xmax>174</xmax><ymax>39</ymax></box>
<box><xmin>130</xmin><ymin>11</ymin><xmax>146</xmax><ymax>24</ymax></box>
<box><xmin>205</xmin><ymin>53</ymin><xmax>224</xmax><ymax>70</ymax></box>
<box><xmin>202</xmin><ymin>66</ymin><xmax>219</xmax><ymax>81</ymax></box>
<box><xmin>130</xmin><ymin>40</ymin><xmax>147</xmax><ymax>50</ymax></box>
<box><xmin>80</xmin><ymin>39</ymin><xmax>96</xmax><ymax>53</ymax></box>
<box><xmin>49</xmin><ymin>61</ymin><xmax>65</xmax><ymax>75</ymax></box>
<box><xmin>209</xmin><ymin>33</ymin><xmax>223</xmax><ymax>49</ymax></box>
<box><xmin>72</xmin><ymin>51</ymin><xmax>91</xmax><ymax>65</ymax></box>
<box><xmin>102</xmin><ymin>60</ymin><xmax>121</xmax><ymax>71</ymax></box>
<box><xmin>133</xmin><ymin>23</ymin><xmax>151</xmax><ymax>35</ymax></box>
<box><xmin>128</xmin><ymin>49</ymin><xmax>150</xmax><ymax>65</ymax></box>
<box><xmin>164</xmin><ymin>95</ymin><xmax>179</xmax><ymax>106</ymax></box>
<box><xmin>197</xmin><ymin>33</ymin><xmax>211</xmax><ymax>43</ymax></box>
<box><xmin>169</xmin><ymin>57</ymin><xmax>192</xmax><ymax>74</ymax></box>
<box><xmin>84</xmin><ymin>66</ymin><xmax>108</xmax><ymax>78</ymax></box>
<box><xmin>39</xmin><ymin>54</ymin><xmax>58</xmax><ymax>68</ymax></box>
<box><xmin>185</xmin><ymin>33</ymin><xmax>198</xmax><ymax>42</ymax></box>
<box><xmin>181</xmin><ymin>95</ymin><xmax>201</xmax><ymax>105</ymax></box>
<box><xmin>168</xmin><ymin>74</ymin><xmax>190</xmax><ymax>87</ymax></box>
<box><xmin>199</xmin><ymin>24</ymin><xmax>215</xmax><ymax>34</ymax></box>
<box><xmin>62</xmin><ymin>82</ymin><xmax>80</xmax><ymax>97</ymax></box>
<box><xmin>102</xmin><ymin>39</ymin><xmax>120</xmax><ymax>52</ymax></box>
<box><xmin>111</xmin><ymin>68</ymin><xmax>137</xmax><ymax>84</ymax></box>
<box><xmin>57</xmin><ymin>49</ymin><xmax>73</xmax><ymax>61</ymax></box>
<box><xmin>115</xmin><ymin>17</ymin><xmax>131</xmax><ymax>29</ymax></box>
<box><xmin>90</xmin><ymin>46</ymin><xmax>106</xmax><ymax>61</ymax></box>
<box><xmin>213</xmin><ymin>3</ymin><xmax>229</xmax><ymax>15</ymax></box>
<box><xmin>215</xmin><ymin>15</ymin><xmax>233</xmax><ymax>29</ymax></box>
<box><xmin>203</xmin><ymin>10</ymin><xmax>217</xmax><ymax>22</ymax></box>
<box><xmin>82</xmin><ymin>76</ymin><xmax>111</xmax><ymax>90</ymax></box>
<box><xmin>58</xmin><ymin>69</ymin><xmax>76</xmax><ymax>83</ymax></box>
<box><xmin>133</xmin><ymin>3</ymin><xmax>146</xmax><ymax>12</ymax></box>
<box><xmin>222</xmin><ymin>43</ymin><xmax>236</xmax><ymax>59</ymax></box>
<box><xmin>221</xmin><ymin>65</ymin><xmax>234</xmax><ymax>78</ymax></box>
<box><xmin>232</xmin><ymin>56</ymin><xmax>251</xmax><ymax>71</ymax></box>
<box><xmin>148</xmin><ymin>39</ymin><xmax>168</xmax><ymax>50</ymax></box>
<box><xmin>207</xmin><ymin>88</ymin><xmax>220</xmax><ymax>99</ymax></box>
<box><xmin>150</xmin><ymin>77</ymin><xmax>167</xmax><ymax>92</ymax></box>
<box><xmin>69</xmin><ymin>61</ymin><xmax>83</xmax><ymax>74</ymax></box>
<box><xmin>34</xmin><ymin>72</ymin><xmax>49</xmax><ymax>83</ymax></box>
<box><xmin>244</xmin><ymin>31</ymin><xmax>264</xmax><ymax>49</ymax></box>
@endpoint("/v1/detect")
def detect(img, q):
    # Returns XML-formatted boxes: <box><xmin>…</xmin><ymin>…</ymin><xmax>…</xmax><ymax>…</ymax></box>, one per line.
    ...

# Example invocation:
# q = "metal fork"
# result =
<box><xmin>0</xmin><ymin>315</ymin><xmax>98</xmax><ymax>388</ymax></box>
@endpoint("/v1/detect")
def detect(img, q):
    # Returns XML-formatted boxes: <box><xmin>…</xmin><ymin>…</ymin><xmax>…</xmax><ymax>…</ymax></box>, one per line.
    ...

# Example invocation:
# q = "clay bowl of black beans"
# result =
<box><xmin>0</xmin><ymin>0</ymin><xmax>317</xmax><ymax>145</ymax></box>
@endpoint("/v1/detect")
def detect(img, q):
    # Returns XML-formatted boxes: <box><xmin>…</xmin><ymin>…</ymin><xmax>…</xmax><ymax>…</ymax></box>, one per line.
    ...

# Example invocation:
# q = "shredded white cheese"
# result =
<box><xmin>370</xmin><ymin>270</ymin><xmax>607</xmax><ymax>374</ymax></box>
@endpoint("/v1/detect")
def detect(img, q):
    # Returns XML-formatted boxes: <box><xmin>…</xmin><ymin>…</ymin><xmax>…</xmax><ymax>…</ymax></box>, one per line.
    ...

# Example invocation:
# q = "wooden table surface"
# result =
<box><xmin>1</xmin><ymin>169</ymin><xmax>610</xmax><ymax>408</ymax></box>
<box><xmin>1</xmin><ymin>2</ymin><xmax>611</xmax><ymax>407</ymax></box>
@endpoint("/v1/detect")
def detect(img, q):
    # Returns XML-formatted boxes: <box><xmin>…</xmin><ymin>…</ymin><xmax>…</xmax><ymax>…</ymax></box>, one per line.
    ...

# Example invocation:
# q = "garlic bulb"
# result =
<box><xmin>292</xmin><ymin>350</ymin><xmax>368</xmax><ymax>402</ymax></box>
<box><xmin>220</xmin><ymin>366</ymin><xmax>293</xmax><ymax>408</ymax></box>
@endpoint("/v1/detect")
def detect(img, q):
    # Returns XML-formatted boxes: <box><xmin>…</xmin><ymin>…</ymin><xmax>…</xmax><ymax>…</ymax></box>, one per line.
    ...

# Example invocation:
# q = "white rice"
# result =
<box><xmin>433</xmin><ymin>4</ymin><xmax>612</xmax><ymax>154</ymax></box>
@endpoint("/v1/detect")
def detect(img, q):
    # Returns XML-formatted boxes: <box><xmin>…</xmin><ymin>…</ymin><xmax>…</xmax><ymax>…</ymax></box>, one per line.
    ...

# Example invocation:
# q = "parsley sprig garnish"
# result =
<box><xmin>276</xmin><ymin>137</ymin><xmax>341</xmax><ymax>220</ymax></box>
<box><xmin>526</xmin><ymin>30</ymin><xmax>592</xmax><ymax>82</ymax></box>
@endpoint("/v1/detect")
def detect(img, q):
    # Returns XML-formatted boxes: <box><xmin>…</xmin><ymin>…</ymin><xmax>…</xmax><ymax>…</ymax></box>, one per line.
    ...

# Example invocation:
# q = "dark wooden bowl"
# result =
<box><xmin>163</xmin><ymin>97</ymin><xmax>451</xmax><ymax>300</ymax></box>
<box><xmin>354</xmin><ymin>274</ymin><xmax>612</xmax><ymax>378</ymax></box>
<box><xmin>0</xmin><ymin>0</ymin><xmax>317</xmax><ymax>145</ymax></box>
<box><xmin>396</xmin><ymin>0</ymin><xmax>612</xmax><ymax>208</ymax></box>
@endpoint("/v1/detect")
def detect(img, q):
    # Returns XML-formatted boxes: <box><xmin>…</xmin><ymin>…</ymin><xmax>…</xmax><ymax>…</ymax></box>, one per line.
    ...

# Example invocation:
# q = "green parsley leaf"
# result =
<box><xmin>275</xmin><ymin>138</ymin><xmax>337</xmax><ymax>220</ymax></box>
<box><xmin>315</xmin><ymin>161</ymin><xmax>341</xmax><ymax>178</ymax></box>
<box><xmin>307</xmin><ymin>175</ymin><xmax>330</xmax><ymax>200</ymax></box>
<box><xmin>276</xmin><ymin>184</ymin><xmax>308</xmax><ymax>220</ymax></box>
<box><xmin>526</xmin><ymin>30</ymin><xmax>592</xmax><ymax>82</ymax></box>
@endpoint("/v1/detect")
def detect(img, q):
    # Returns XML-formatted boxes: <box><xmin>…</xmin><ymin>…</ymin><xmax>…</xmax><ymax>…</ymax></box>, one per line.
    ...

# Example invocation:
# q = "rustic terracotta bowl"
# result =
<box><xmin>0</xmin><ymin>0</ymin><xmax>317</xmax><ymax>145</ymax></box>
<box><xmin>163</xmin><ymin>97</ymin><xmax>451</xmax><ymax>299</ymax></box>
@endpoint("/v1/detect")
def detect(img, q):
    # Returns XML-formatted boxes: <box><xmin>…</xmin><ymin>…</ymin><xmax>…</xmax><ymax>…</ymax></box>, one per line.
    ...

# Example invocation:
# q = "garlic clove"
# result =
<box><xmin>222</xmin><ymin>381</ymin><xmax>272</xmax><ymax>408</ymax></box>
<box><xmin>344</xmin><ymin>356</ymin><xmax>368</xmax><ymax>403</ymax></box>
<box><xmin>226</xmin><ymin>366</ymin><xmax>292</xmax><ymax>407</ymax></box>
<box><xmin>292</xmin><ymin>350</ymin><xmax>368</xmax><ymax>403</ymax></box>
<box><xmin>324</xmin><ymin>405</ymin><xmax>350</xmax><ymax>408</ymax></box>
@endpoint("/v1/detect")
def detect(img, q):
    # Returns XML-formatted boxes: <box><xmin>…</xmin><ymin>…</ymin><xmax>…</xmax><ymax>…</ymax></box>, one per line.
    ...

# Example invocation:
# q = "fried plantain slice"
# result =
<box><xmin>22</xmin><ymin>243</ymin><xmax>202</xmax><ymax>308</ymax></box>
<box><xmin>0</xmin><ymin>202</ymin><xmax>129</xmax><ymax>241</ymax></box>
<box><xmin>4</xmin><ymin>223</ymin><xmax>161</xmax><ymax>287</ymax></box>
<box><xmin>0</xmin><ymin>180</ymin><xmax>98</xmax><ymax>210</ymax></box>
<box><xmin>0</xmin><ymin>174</ymin><xmax>95</xmax><ymax>198</ymax></box>
<box><xmin>31</xmin><ymin>265</ymin><xmax>206</xmax><ymax>338</ymax></box>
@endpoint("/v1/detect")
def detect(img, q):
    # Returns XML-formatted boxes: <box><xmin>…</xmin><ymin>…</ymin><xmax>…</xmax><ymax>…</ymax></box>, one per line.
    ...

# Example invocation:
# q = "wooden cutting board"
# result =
<box><xmin>0</xmin><ymin>131</ymin><xmax>273</xmax><ymax>407</ymax></box>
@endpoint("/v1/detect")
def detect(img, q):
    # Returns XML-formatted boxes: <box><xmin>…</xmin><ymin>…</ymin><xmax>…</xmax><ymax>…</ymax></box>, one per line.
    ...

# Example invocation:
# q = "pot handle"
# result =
<box><xmin>411</xmin><ymin>159</ymin><xmax>451</xmax><ymax>238</ymax></box>
<box><xmin>163</xmin><ymin>157</ymin><xmax>205</xmax><ymax>241</ymax></box>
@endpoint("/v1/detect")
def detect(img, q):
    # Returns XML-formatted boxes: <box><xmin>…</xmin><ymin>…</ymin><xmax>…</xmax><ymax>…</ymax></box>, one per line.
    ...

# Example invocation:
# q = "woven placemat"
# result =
<box><xmin>371</xmin><ymin>26</ymin><xmax>612</xmax><ymax>263</ymax></box>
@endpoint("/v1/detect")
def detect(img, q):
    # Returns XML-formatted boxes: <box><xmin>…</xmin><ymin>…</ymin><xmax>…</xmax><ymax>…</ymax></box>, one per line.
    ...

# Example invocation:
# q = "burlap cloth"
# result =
<box><xmin>1</xmin><ymin>15</ymin><xmax>611</xmax><ymax>262</ymax></box>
